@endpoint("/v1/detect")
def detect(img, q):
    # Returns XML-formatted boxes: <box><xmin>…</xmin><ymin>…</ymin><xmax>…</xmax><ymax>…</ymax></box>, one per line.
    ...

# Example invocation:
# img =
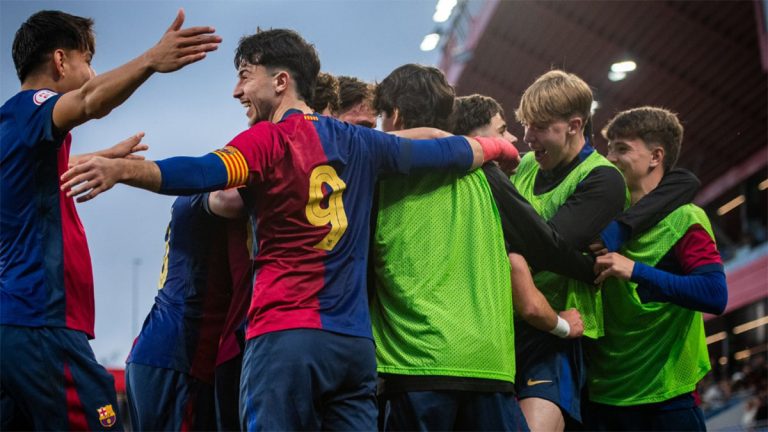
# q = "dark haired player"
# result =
<box><xmin>61</xmin><ymin>29</ymin><xmax>518</xmax><ymax>430</ymax></box>
<box><xmin>370</xmin><ymin>69</ymin><xmax>587</xmax><ymax>431</ymax></box>
<box><xmin>0</xmin><ymin>9</ymin><xmax>220</xmax><ymax>430</ymax></box>
<box><xmin>334</xmin><ymin>75</ymin><xmax>377</xmax><ymax>128</ymax></box>
<box><xmin>585</xmin><ymin>107</ymin><xmax>726</xmax><ymax>431</ymax></box>
<box><xmin>125</xmin><ymin>192</ymin><xmax>251</xmax><ymax>431</ymax></box>
<box><xmin>309</xmin><ymin>71</ymin><xmax>340</xmax><ymax>115</ymax></box>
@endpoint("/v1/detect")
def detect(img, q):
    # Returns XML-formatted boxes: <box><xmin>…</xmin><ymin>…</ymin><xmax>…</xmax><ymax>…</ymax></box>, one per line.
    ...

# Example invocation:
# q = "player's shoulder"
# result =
<box><xmin>1</xmin><ymin>89</ymin><xmax>59</xmax><ymax>121</ymax></box>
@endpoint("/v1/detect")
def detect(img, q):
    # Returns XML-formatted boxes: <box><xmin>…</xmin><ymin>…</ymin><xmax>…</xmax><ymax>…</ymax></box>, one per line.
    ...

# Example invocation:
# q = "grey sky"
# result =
<box><xmin>1</xmin><ymin>0</ymin><xmax>442</xmax><ymax>367</ymax></box>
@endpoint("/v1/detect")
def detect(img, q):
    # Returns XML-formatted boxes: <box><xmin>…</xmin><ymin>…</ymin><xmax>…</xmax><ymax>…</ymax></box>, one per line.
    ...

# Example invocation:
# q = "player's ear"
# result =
<box><xmin>649</xmin><ymin>145</ymin><xmax>664</xmax><ymax>169</ymax></box>
<box><xmin>392</xmin><ymin>109</ymin><xmax>404</xmax><ymax>130</ymax></box>
<box><xmin>274</xmin><ymin>70</ymin><xmax>290</xmax><ymax>95</ymax></box>
<box><xmin>567</xmin><ymin>116</ymin><xmax>583</xmax><ymax>135</ymax></box>
<box><xmin>53</xmin><ymin>49</ymin><xmax>66</xmax><ymax>78</ymax></box>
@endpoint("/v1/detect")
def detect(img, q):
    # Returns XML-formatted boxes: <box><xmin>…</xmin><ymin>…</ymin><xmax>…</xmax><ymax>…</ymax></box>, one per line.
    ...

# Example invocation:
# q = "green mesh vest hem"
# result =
<box><xmin>371</xmin><ymin>169</ymin><xmax>516</xmax><ymax>383</ymax></box>
<box><xmin>587</xmin><ymin>204</ymin><xmax>714</xmax><ymax>405</ymax></box>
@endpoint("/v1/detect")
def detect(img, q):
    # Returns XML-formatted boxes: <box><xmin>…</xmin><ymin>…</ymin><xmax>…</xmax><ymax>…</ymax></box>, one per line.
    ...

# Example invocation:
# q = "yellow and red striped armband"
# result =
<box><xmin>213</xmin><ymin>146</ymin><xmax>249</xmax><ymax>188</ymax></box>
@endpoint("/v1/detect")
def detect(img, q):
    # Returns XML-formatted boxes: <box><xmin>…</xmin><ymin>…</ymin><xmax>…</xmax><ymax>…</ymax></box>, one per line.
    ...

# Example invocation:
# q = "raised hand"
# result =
<box><xmin>145</xmin><ymin>9</ymin><xmax>222</xmax><ymax>73</ymax></box>
<box><xmin>61</xmin><ymin>156</ymin><xmax>123</xmax><ymax>203</ymax></box>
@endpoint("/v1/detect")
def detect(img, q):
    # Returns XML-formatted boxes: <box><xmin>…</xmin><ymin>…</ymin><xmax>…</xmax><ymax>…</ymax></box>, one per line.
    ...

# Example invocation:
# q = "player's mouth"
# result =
<box><xmin>534</xmin><ymin>149</ymin><xmax>548</xmax><ymax>162</ymax></box>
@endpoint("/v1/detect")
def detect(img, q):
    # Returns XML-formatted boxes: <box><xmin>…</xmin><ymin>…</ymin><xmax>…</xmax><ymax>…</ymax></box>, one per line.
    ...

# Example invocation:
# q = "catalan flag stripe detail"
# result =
<box><xmin>213</xmin><ymin>147</ymin><xmax>249</xmax><ymax>187</ymax></box>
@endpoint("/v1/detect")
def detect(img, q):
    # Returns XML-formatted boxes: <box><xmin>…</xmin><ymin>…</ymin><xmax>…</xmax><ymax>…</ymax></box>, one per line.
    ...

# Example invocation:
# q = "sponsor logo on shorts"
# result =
<box><xmin>32</xmin><ymin>89</ymin><xmax>57</xmax><ymax>106</ymax></box>
<box><xmin>97</xmin><ymin>404</ymin><xmax>117</xmax><ymax>428</ymax></box>
<box><xmin>526</xmin><ymin>378</ymin><xmax>553</xmax><ymax>386</ymax></box>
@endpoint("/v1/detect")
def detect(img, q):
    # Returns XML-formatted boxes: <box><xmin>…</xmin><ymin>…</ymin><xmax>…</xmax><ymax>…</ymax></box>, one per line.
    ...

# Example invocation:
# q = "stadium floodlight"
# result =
<box><xmin>610</xmin><ymin>60</ymin><xmax>637</xmax><ymax>73</ymax></box>
<box><xmin>705</xmin><ymin>331</ymin><xmax>727</xmax><ymax>344</ymax></box>
<box><xmin>608</xmin><ymin>71</ymin><xmax>626</xmax><ymax>82</ymax></box>
<box><xmin>716</xmin><ymin>194</ymin><xmax>746</xmax><ymax>216</ymax></box>
<box><xmin>433</xmin><ymin>0</ymin><xmax>458</xmax><ymax>23</ymax></box>
<box><xmin>420</xmin><ymin>33</ymin><xmax>441</xmax><ymax>51</ymax></box>
<box><xmin>758</xmin><ymin>178</ymin><xmax>768</xmax><ymax>190</ymax></box>
<box><xmin>732</xmin><ymin>316</ymin><xmax>768</xmax><ymax>335</ymax></box>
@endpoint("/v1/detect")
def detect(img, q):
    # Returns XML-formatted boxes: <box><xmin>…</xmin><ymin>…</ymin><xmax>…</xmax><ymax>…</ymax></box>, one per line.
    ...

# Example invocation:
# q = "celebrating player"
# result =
<box><xmin>125</xmin><ymin>192</ymin><xmax>250</xmax><ymax>431</ymax></box>
<box><xmin>309</xmin><ymin>71</ymin><xmax>340</xmax><ymax>115</ymax></box>
<box><xmin>510</xmin><ymin>70</ymin><xmax>627</xmax><ymax>431</ymax></box>
<box><xmin>0</xmin><ymin>9</ymin><xmax>220</xmax><ymax>430</ymax></box>
<box><xmin>334</xmin><ymin>75</ymin><xmax>378</xmax><ymax>128</ymax></box>
<box><xmin>61</xmin><ymin>29</ymin><xmax>518</xmax><ymax>430</ymax></box>
<box><xmin>585</xmin><ymin>107</ymin><xmax>727</xmax><ymax>431</ymax></box>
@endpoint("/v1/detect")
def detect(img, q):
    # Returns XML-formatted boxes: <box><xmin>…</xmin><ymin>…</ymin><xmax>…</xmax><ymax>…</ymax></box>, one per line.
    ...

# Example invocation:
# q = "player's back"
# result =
<box><xmin>229</xmin><ymin>111</ymin><xmax>409</xmax><ymax>341</ymax></box>
<box><xmin>128</xmin><ymin>194</ymin><xmax>240</xmax><ymax>382</ymax></box>
<box><xmin>371</xmin><ymin>168</ymin><xmax>516</xmax><ymax>381</ymax></box>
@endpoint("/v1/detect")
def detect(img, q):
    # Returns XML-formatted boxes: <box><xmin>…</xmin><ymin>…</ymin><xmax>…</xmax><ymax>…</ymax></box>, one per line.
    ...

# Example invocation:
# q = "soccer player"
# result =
<box><xmin>309</xmin><ymin>71</ymin><xmax>340</xmax><ymax>115</ymax></box>
<box><xmin>61</xmin><ymin>29</ymin><xmax>519</xmax><ymax>430</ymax></box>
<box><xmin>125</xmin><ymin>192</ymin><xmax>251</xmax><ymax>431</ymax></box>
<box><xmin>334</xmin><ymin>75</ymin><xmax>378</xmax><ymax>128</ymax></box>
<box><xmin>0</xmin><ymin>9</ymin><xmax>220</xmax><ymax>430</ymax></box>
<box><xmin>370</xmin><ymin>67</ymin><xmax>583</xmax><ymax>431</ymax></box>
<box><xmin>585</xmin><ymin>107</ymin><xmax>727</xmax><ymax>431</ymax></box>
<box><xmin>510</xmin><ymin>70</ymin><xmax>626</xmax><ymax>431</ymax></box>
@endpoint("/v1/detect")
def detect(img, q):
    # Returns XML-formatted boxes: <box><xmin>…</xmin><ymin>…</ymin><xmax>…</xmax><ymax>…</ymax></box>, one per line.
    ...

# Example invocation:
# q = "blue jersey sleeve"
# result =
<box><xmin>358</xmin><ymin>127</ymin><xmax>472</xmax><ymax>173</ymax></box>
<box><xmin>631</xmin><ymin>262</ymin><xmax>728</xmax><ymax>315</ymax></box>
<box><xmin>14</xmin><ymin>90</ymin><xmax>63</xmax><ymax>149</ymax></box>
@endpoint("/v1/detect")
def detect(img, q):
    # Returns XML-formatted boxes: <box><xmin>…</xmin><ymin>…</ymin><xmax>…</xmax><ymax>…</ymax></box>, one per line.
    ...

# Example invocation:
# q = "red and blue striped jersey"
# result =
<box><xmin>0</xmin><ymin>90</ymin><xmax>95</xmax><ymax>337</ymax></box>
<box><xmin>126</xmin><ymin>194</ymin><xmax>251</xmax><ymax>383</ymax></box>
<box><xmin>226</xmin><ymin>111</ymin><xmax>426</xmax><ymax>340</ymax></box>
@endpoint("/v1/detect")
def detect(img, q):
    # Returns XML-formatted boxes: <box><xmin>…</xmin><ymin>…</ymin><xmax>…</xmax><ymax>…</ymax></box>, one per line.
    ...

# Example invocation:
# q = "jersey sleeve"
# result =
<box><xmin>225</xmin><ymin>122</ymin><xmax>285</xmax><ymax>184</ymax></box>
<box><xmin>17</xmin><ymin>90</ymin><xmax>63</xmax><ymax>149</ymax></box>
<box><xmin>631</xmin><ymin>225</ymin><xmax>727</xmax><ymax>314</ymax></box>
<box><xmin>356</xmin><ymin>127</ymin><xmax>472</xmax><ymax>174</ymax></box>
<box><xmin>548</xmin><ymin>166</ymin><xmax>626</xmax><ymax>250</ymax></box>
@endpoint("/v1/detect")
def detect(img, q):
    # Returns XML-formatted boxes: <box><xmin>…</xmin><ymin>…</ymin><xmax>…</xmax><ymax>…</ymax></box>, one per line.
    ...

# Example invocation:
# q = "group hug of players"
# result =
<box><xmin>0</xmin><ymin>8</ymin><xmax>728</xmax><ymax>432</ymax></box>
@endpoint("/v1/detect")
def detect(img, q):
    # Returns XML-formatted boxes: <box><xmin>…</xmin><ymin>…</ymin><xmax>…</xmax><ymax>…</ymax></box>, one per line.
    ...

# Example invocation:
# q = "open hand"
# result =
<box><xmin>146</xmin><ymin>9</ymin><xmax>222</xmax><ymax>73</ymax></box>
<box><xmin>61</xmin><ymin>157</ymin><xmax>122</xmax><ymax>203</ymax></box>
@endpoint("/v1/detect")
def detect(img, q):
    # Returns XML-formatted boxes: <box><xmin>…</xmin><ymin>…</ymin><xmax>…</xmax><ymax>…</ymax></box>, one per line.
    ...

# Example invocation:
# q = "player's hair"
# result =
<box><xmin>515</xmin><ymin>70</ymin><xmax>592</xmax><ymax>129</ymax></box>
<box><xmin>602</xmin><ymin>106</ymin><xmax>684</xmax><ymax>171</ymax></box>
<box><xmin>453</xmin><ymin>94</ymin><xmax>505</xmax><ymax>135</ymax></box>
<box><xmin>12</xmin><ymin>10</ymin><xmax>95</xmax><ymax>83</ymax></box>
<box><xmin>335</xmin><ymin>76</ymin><xmax>374</xmax><ymax>115</ymax></box>
<box><xmin>234</xmin><ymin>29</ymin><xmax>320</xmax><ymax>103</ymax></box>
<box><xmin>374</xmin><ymin>64</ymin><xmax>455</xmax><ymax>130</ymax></box>
<box><xmin>310</xmin><ymin>72</ymin><xmax>340</xmax><ymax>113</ymax></box>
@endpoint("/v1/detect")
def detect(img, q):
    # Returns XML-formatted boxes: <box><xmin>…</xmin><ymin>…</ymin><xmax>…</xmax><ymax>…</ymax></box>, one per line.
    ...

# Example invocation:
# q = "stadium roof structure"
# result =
<box><xmin>438</xmin><ymin>0</ymin><xmax>767</xmax><ymax>206</ymax></box>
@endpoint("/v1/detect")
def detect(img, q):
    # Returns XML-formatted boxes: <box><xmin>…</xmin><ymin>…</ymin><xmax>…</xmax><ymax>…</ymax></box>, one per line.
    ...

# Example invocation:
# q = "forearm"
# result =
<box><xmin>510</xmin><ymin>254</ymin><xmax>558</xmax><ymax>331</ymax></box>
<box><xmin>57</xmin><ymin>56</ymin><xmax>153</xmax><ymax>131</ymax></box>
<box><xmin>118</xmin><ymin>159</ymin><xmax>162</xmax><ymax>192</ymax></box>
<box><xmin>631</xmin><ymin>263</ymin><xmax>728</xmax><ymax>315</ymax></box>
<box><xmin>389</xmin><ymin>127</ymin><xmax>451</xmax><ymax>140</ymax></box>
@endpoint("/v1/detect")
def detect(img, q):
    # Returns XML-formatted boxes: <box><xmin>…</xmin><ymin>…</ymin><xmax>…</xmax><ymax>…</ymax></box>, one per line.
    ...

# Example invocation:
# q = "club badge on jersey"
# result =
<box><xmin>98</xmin><ymin>404</ymin><xmax>117</xmax><ymax>428</ymax></box>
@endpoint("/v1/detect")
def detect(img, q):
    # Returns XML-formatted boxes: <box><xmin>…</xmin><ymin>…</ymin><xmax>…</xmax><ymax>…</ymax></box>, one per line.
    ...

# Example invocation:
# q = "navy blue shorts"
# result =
<box><xmin>0</xmin><ymin>325</ymin><xmax>121</xmax><ymax>430</ymax></box>
<box><xmin>380</xmin><ymin>390</ymin><xmax>530</xmax><ymax>431</ymax></box>
<box><xmin>125</xmin><ymin>362</ymin><xmax>215</xmax><ymax>431</ymax></box>
<box><xmin>214</xmin><ymin>353</ymin><xmax>242</xmax><ymax>432</ymax></box>
<box><xmin>514</xmin><ymin>320</ymin><xmax>585</xmax><ymax>423</ymax></box>
<box><xmin>582</xmin><ymin>394</ymin><xmax>706</xmax><ymax>431</ymax></box>
<box><xmin>240</xmin><ymin>329</ymin><xmax>377</xmax><ymax>431</ymax></box>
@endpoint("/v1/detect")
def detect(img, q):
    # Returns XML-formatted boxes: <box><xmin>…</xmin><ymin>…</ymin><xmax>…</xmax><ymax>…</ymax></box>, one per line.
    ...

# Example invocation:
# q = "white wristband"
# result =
<box><xmin>549</xmin><ymin>316</ymin><xmax>570</xmax><ymax>338</ymax></box>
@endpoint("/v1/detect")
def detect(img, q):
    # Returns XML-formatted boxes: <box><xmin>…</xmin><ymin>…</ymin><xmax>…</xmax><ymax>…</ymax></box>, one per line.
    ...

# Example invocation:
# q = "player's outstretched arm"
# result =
<box><xmin>62</xmin><ymin>157</ymin><xmax>161</xmax><ymax>202</ymax></box>
<box><xmin>389</xmin><ymin>127</ymin><xmax>452</xmax><ymax>140</ymax></box>
<box><xmin>69</xmin><ymin>132</ymin><xmax>148</xmax><ymax>168</ymax></box>
<box><xmin>510</xmin><ymin>253</ymin><xmax>584</xmax><ymax>338</ymax></box>
<box><xmin>53</xmin><ymin>9</ymin><xmax>221</xmax><ymax>133</ymax></box>
<box><xmin>62</xmin><ymin>146</ymin><xmax>244</xmax><ymax>202</ymax></box>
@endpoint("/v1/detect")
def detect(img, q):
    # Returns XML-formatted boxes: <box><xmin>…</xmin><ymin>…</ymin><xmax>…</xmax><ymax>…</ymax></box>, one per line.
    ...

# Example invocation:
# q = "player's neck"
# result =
<box><xmin>21</xmin><ymin>75</ymin><xmax>64</xmax><ymax>93</ymax></box>
<box><xmin>630</xmin><ymin>168</ymin><xmax>664</xmax><ymax>205</ymax></box>
<box><xmin>270</xmin><ymin>95</ymin><xmax>312</xmax><ymax>123</ymax></box>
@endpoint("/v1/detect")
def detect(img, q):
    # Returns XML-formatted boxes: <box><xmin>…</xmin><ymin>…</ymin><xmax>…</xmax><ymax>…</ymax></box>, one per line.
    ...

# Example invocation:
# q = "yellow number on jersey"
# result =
<box><xmin>157</xmin><ymin>225</ymin><xmax>170</xmax><ymax>289</ymax></box>
<box><xmin>305</xmin><ymin>165</ymin><xmax>348</xmax><ymax>251</ymax></box>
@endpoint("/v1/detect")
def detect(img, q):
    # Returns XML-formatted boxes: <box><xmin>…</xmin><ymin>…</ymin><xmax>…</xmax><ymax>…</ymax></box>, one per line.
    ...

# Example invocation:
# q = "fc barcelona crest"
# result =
<box><xmin>97</xmin><ymin>404</ymin><xmax>117</xmax><ymax>428</ymax></box>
